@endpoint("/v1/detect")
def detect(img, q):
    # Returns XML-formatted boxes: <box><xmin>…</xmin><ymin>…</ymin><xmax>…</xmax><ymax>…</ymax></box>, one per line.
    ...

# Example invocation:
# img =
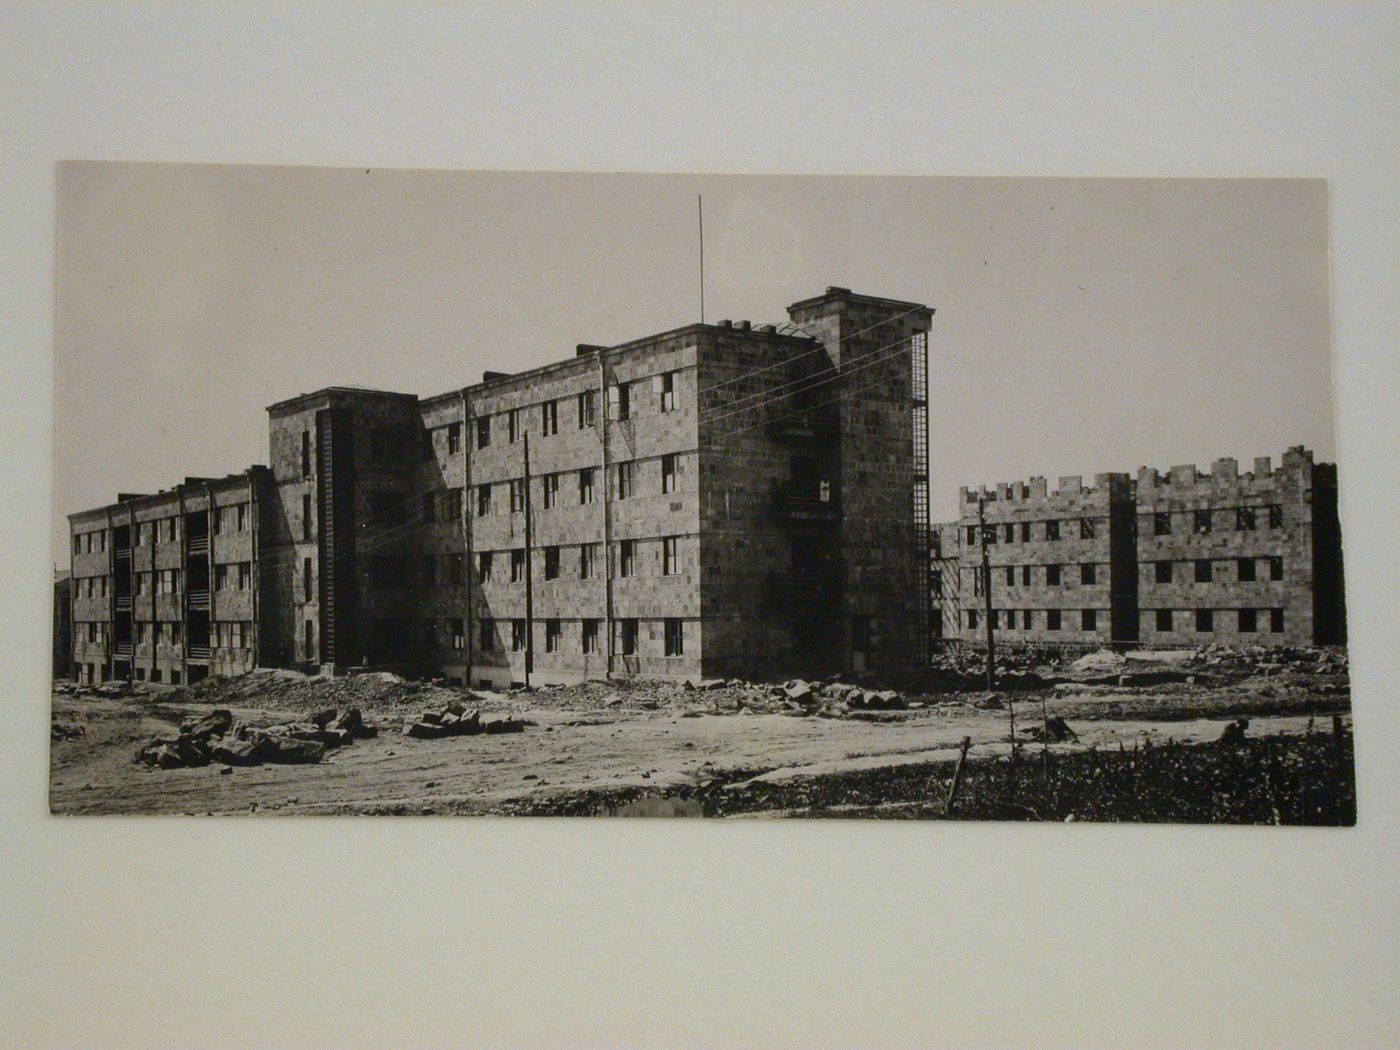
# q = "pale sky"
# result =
<box><xmin>54</xmin><ymin>164</ymin><xmax>1333</xmax><ymax>554</ymax></box>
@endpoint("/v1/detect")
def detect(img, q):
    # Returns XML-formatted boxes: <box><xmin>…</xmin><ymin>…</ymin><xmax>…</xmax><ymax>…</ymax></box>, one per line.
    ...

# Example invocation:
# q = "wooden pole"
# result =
<box><xmin>522</xmin><ymin>429</ymin><xmax>534</xmax><ymax>687</ymax></box>
<box><xmin>945</xmin><ymin>735</ymin><xmax>972</xmax><ymax>814</ymax></box>
<box><xmin>978</xmin><ymin>495</ymin><xmax>995</xmax><ymax>691</ymax></box>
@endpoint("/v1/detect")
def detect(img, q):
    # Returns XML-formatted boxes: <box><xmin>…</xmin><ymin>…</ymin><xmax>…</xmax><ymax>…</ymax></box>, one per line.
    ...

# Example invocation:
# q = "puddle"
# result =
<box><xmin>608</xmin><ymin>796</ymin><xmax>708</xmax><ymax>818</ymax></box>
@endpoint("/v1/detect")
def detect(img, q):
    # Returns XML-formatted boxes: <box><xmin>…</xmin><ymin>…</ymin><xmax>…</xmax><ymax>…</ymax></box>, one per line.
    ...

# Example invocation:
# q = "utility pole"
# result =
<box><xmin>698</xmin><ymin>194</ymin><xmax>705</xmax><ymax>324</ymax></box>
<box><xmin>977</xmin><ymin>495</ymin><xmax>996</xmax><ymax>691</ymax></box>
<box><xmin>522</xmin><ymin>429</ymin><xmax>534</xmax><ymax>687</ymax></box>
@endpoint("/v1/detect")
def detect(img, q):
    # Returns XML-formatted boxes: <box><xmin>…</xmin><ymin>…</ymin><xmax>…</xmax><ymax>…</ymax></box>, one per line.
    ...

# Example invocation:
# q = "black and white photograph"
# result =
<box><xmin>8</xmin><ymin>6</ymin><xmax>1399</xmax><ymax>1047</ymax></box>
<box><xmin>51</xmin><ymin>165</ymin><xmax>1353</xmax><ymax>821</ymax></box>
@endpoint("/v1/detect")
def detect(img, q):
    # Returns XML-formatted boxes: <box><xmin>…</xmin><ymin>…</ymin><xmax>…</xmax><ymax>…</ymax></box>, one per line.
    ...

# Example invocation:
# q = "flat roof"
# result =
<box><xmin>265</xmin><ymin>386</ymin><xmax>419</xmax><ymax>413</ymax></box>
<box><xmin>787</xmin><ymin>286</ymin><xmax>933</xmax><ymax>316</ymax></box>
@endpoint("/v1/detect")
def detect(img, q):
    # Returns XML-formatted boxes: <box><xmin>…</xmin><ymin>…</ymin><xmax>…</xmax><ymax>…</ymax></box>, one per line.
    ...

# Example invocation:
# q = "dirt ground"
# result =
<box><xmin>49</xmin><ymin>646</ymin><xmax>1351</xmax><ymax>818</ymax></box>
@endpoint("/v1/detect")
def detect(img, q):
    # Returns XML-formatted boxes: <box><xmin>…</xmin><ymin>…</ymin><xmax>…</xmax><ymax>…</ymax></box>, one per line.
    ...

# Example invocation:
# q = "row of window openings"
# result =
<box><xmin>453</xmin><ymin>617</ymin><xmax>685</xmax><ymax>657</ymax></box>
<box><xmin>475</xmin><ymin>456</ymin><xmax>683</xmax><ymax>517</ymax></box>
<box><xmin>76</xmin><ymin>621</ymin><xmax>246</xmax><ymax>646</ymax></box>
<box><xmin>364</xmin><ymin>375</ymin><xmax>686</xmax><ymax>473</ymax></box>
<box><xmin>965</xmin><ymin>608</ymin><xmax>1287</xmax><ymax>633</ymax></box>
<box><xmin>965</xmin><ymin>505</ymin><xmax>1284</xmax><ymax>546</ymax></box>
<box><xmin>958</xmin><ymin>556</ymin><xmax>1285</xmax><ymax>594</ymax></box>
<box><xmin>76</xmin><ymin>664</ymin><xmax>183</xmax><ymax>686</ymax></box>
<box><xmin>386</xmin><ymin>538</ymin><xmax>686</xmax><ymax>589</ymax></box>
<box><xmin>73</xmin><ymin>506</ymin><xmax>252</xmax><ymax>554</ymax></box>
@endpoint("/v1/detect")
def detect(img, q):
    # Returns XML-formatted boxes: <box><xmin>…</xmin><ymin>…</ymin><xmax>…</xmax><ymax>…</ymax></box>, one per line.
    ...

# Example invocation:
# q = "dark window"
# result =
<box><xmin>582</xmin><ymin>619</ymin><xmax>600</xmax><ymax>654</ymax></box>
<box><xmin>578</xmin><ymin>390</ymin><xmax>596</xmax><ymax>429</ymax></box>
<box><xmin>580</xmin><ymin>544</ymin><xmax>597</xmax><ymax>579</ymax></box>
<box><xmin>1239</xmin><ymin>608</ymin><xmax>1257</xmax><ymax>633</ymax></box>
<box><xmin>1046</xmin><ymin>520</ymin><xmax>1061</xmax><ymax>541</ymax></box>
<box><xmin>1196</xmin><ymin>608</ymin><xmax>1214</xmax><ymax>632</ymax></box>
<box><xmin>301</xmin><ymin>431</ymin><xmax>311</xmax><ymax>478</ymax></box>
<box><xmin>611</xmin><ymin>383</ymin><xmax>631</xmax><ymax>421</ymax></box>
<box><xmin>966</xmin><ymin>525</ymin><xmax>977</xmax><ymax>546</ymax></box>
<box><xmin>1047</xmin><ymin>609</ymin><xmax>1061</xmax><ymax>631</ymax></box>
<box><xmin>543</xmin><ymin>473</ymin><xmax>559</xmax><ymax>509</ymax></box>
<box><xmin>1022</xmin><ymin>565</ymin><xmax>1031</xmax><ymax>586</ymax></box>
<box><xmin>510</xmin><ymin>479</ymin><xmax>525</xmax><ymax>514</ymax></box>
<box><xmin>545</xmin><ymin>619</ymin><xmax>561</xmax><ymax>653</ymax></box>
<box><xmin>541</xmin><ymin>400</ymin><xmax>558</xmax><ymax>436</ymax></box>
<box><xmin>1003</xmin><ymin>523</ymin><xmax>1015</xmax><ymax>543</ymax></box>
<box><xmin>619</xmin><ymin>539</ymin><xmax>635</xmax><ymax>577</ymax></box>
<box><xmin>659</xmin><ymin>372</ymin><xmax>677</xmax><ymax>412</ymax></box>
<box><xmin>989</xmin><ymin>610</ymin><xmax>999</xmax><ymax>630</ymax></box>
<box><xmin>967</xmin><ymin>609</ymin><xmax>978</xmax><ymax>630</ymax></box>
<box><xmin>447</xmin><ymin>422</ymin><xmax>462</xmax><ymax>455</ymax></box>
<box><xmin>1194</xmin><ymin>509</ymin><xmax>1212</xmax><ymax>534</ymax></box>
<box><xmin>302</xmin><ymin>494</ymin><xmax>312</xmax><ymax>540</ymax></box>
<box><xmin>510</xmin><ymin>549</ymin><xmax>525</xmax><ymax>583</ymax></box>
<box><xmin>448</xmin><ymin>554</ymin><xmax>465</xmax><ymax>586</ymax></box>
<box><xmin>1154</xmin><ymin>512</ymin><xmax>1171</xmax><ymax>536</ymax></box>
<box><xmin>1080</xmin><ymin>518</ymin><xmax>1096</xmax><ymax>539</ymax></box>
<box><xmin>511</xmin><ymin>619</ymin><xmax>527</xmax><ymax>652</ymax></box>
<box><xmin>450</xmin><ymin>618</ymin><xmax>464</xmax><ymax>650</ymax></box>
<box><xmin>663</xmin><ymin>537</ymin><xmax>680</xmax><ymax>576</ymax></box>
<box><xmin>664</xmin><ymin>618</ymin><xmax>684</xmax><ymax>656</ymax></box>
<box><xmin>617</xmin><ymin>618</ymin><xmax>638</xmax><ymax>656</ymax></box>
<box><xmin>1195</xmin><ymin>559</ymin><xmax>1212</xmax><ymax>583</ymax></box>
<box><xmin>479</xmin><ymin>618</ymin><xmax>495</xmax><ymax>651</ymax></box>
<box><xmin>1005</xmin><ymin>566</ymin><xmax>1015</xmax><ymax>587</ymax></box>
<box><xmin>1270</xmin><ymin>556</ymin><xmax>1283</xmax><ymax>581</ymax></box>
<box><xmin>1082</xmin><ymin>609</ymin><xmax>1097</xmax><ymax>631</ymax></box>
<box><xmin>1270</xmin><ymin>608</ymin><xmax>1285</xmax><ymax>633</ymax></box>
<box><xmin>477</xmin><ymin>551</ymin><xmax>492</xmax><ymax>582</ymax></box>
<box><xmin>617</xmin><ymin>462</ymin><xmax>634</xmax><ymax>500</ymax></box>
<box><xmin>661</xmin><ymin>454</ymin><xmax>678</xmax><ymax>494</ymax></box>
<box><xmin>1156</xmin><ymin>608</ymin><xmax>1173</xmax><ymax>632</ymax></box>
<box><xmin>1237</xmin><ymin>558</ymin><xmax>1256</xmax><ymax>582</ymax></box>
<box><xmin>1155</xmin><ymin>560</ymin><xmax>1172</xmax><ymax>584</ymax></box>
<box><xmin>508</xmin><ymin>409</ymin><xmax>520</xmax><ymax>443</ymax></box>
<box><xmin>303</xmin><ymin>557</ymin><xmax>313</xmax><ymax>602</ymax></box>
<box><xmin>476</xmin><ymin>415</ymin><xmax>491</xmax><ymax>449</ymax></box>
<box><xmin>1020</xmin><ymin>521</ymin><xmax>1031</xmax><ymax>542</ymax></box>
<box><xmin>1236</xmin><ymin>507</ymin><xmax>1256</xmax><ymax>531</ymax></box>
<box><xmin>1081</xmin><ymin>563</ymin><xmax>1097</xmax><ymax>585</ymax></box>
<box><xmin>544</xmin><ymin>546</ymin><xmax>560</xmax><ymax>580</ymax></box>
<box><xmin>1046</xmin><ymin>564</ymin><xmax>1061</xmax><ymax>586</ymax></box>
<box><xmin>1268</xmin><ymin>504</ymin><xmax>1283</xmax><ymax>529</ymax></box>
<box><xmin>930</xmin><ymin>570</ymin><xmax>942</xmax><ymax>597</ymax></box>
<box><xmin>579</xmin><ymin>468</ymin><xmax>595</xmax><ymax>505</ymax></box>
<box><xmin>475</xmin><ymin>484</ymin><xmax>491</xmax><ymax>517</ymax></box>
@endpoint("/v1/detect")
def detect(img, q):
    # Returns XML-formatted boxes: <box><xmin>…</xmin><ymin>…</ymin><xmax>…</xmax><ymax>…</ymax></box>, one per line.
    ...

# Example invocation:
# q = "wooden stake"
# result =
<box><xmin>945</xmin><ymin>736</ymin><xmax>972</xmax><ymax>814</ymax></box>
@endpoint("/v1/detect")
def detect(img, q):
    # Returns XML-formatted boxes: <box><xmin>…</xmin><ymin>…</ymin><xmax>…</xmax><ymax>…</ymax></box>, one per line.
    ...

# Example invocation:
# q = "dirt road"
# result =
<box><xmin>49</xmin><ymin>688</ymin><xmax>1344</xmax><ymax>817</ymax></box>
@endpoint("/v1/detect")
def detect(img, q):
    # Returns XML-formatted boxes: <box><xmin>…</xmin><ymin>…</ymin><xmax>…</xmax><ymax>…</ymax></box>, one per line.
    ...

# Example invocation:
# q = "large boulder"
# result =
<box><xmin>180</xmin><ymin>709</ymin><xmax>233</xmax><ymax>739</ymax></box>
<box><xmin>211</xmin><ymin>737</ymin><xmax>262</xmax><ymax>766</ymax></box>
<box><xmin>783</xmin><ymin>682</ymin><xmax>815</xmax><ymax>706</ymax></box>
<box><xmin>406</xmin><ymin>721</ymin><xmax>448</xmax><ymax>739</ymax></box>
<box><xmin>309</xmin><ymin>708</ymin><xmax>338</xmax><ymax>729</ymax></box>
<box><xmin>269</xmin><ymin>736</ymin><xmax>325</xmax><ymax>764</ymax></box>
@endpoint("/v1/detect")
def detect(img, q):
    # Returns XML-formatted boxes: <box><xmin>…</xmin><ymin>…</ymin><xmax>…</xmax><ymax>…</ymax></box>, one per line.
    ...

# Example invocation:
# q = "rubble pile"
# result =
<box><xmin>404</xmin><ymin>700</ymin><xmax>526</xmax><ymax>740</ymax></box>
<box><xmin>1189</xmin><ymin>645</ymin><xmax>1349</xmax><ymax>678</ymax></box>
<box><xmin>133</xmin><ymin>706</ymin><xmax>379</xmax><ymax>770</ymax></box>
<box><xmin>50</xmin><ymin>721</ymin><xmax>86</xmax><ymax>743</ymax></box>
<box><xmin>154</xmin><ymin>668</ymin><xmax>480</xmax><ymax>720</ymax></box>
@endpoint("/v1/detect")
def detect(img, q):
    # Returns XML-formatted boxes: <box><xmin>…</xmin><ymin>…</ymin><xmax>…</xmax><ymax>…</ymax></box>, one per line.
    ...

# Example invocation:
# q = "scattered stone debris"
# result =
<box><xmin>51</xmin><ymin>721</ymin><xmax>86</xmax><ymax>743</ymax></box>
<box><xmin>134</xmin><ymin>706</ymin><xmax>380</xmax><ymax>770</ymax></box>
<box><xmin>404</xmin><ymin>702</ymin><xmax>526</xmax><ymax>740</ymax></box>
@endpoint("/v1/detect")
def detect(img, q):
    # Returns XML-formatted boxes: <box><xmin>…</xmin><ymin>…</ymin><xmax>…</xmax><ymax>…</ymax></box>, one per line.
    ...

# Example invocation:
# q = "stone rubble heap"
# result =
<box><xmin>134</xmin><ymin>706</ymin><xmax>379</xmax><ymax>770</ymax></box>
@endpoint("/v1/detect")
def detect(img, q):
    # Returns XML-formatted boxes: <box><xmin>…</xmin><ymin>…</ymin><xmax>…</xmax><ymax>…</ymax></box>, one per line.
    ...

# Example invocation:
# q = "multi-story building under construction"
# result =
<box><xmin>932</xmin><ymin>447</ymin><xmax>1346</xmax><ymax>648</ymax></box>
<box><xmin>67</xmin><ymin>287</ymin><xmax>934</xmax><ymax>688</ymax></box>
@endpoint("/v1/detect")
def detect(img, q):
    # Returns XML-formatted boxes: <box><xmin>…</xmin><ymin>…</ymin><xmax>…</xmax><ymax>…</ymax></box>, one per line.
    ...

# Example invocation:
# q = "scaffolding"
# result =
<box><xmin>910</xmin><ymin>331</ymin><xmax>931</xmax><ymax>662</ymax></box>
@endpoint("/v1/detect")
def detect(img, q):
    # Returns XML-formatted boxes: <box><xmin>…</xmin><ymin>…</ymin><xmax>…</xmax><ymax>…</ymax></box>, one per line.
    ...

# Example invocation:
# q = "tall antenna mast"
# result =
<box><xmin>698</xmin><ymin>194</ymin><xmax>705</xmax><ymax>324</ymax></box>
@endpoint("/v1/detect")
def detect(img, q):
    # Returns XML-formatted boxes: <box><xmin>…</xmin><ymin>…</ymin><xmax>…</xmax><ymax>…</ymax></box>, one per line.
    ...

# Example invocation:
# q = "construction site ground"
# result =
<box><xmin>49</xmin><ymin>647</ymin><xmax>1351</xmax><ymax>818</ymax></box>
